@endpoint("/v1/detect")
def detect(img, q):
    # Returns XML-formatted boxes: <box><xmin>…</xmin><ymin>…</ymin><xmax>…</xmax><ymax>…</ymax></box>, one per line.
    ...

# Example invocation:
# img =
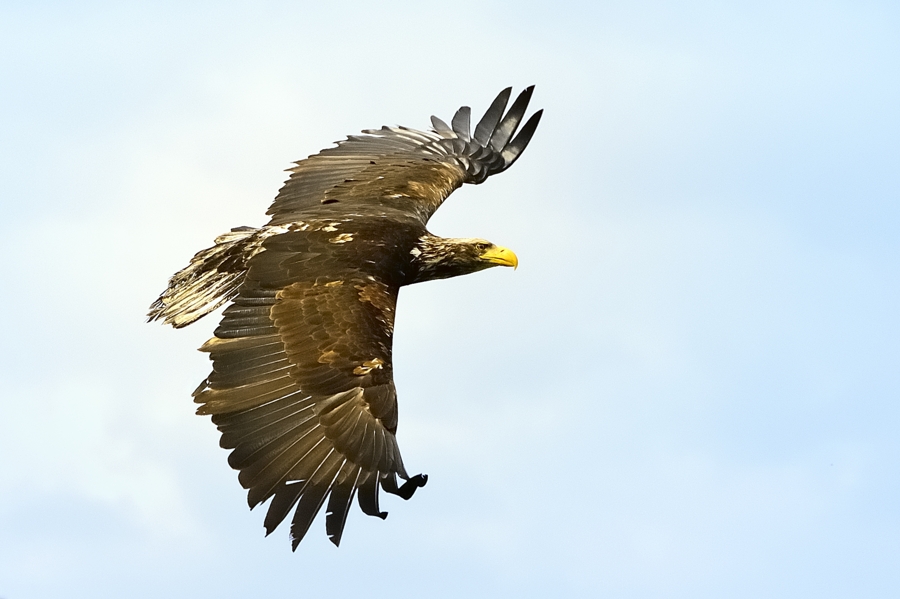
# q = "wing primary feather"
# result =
<box><xmin>264</xmin><ymin>483</ymin><xmax>306</xmax><ymax>535</ymax></box>
<box><xmin>264</xmin><ymin>446</ymin><xmax>338</xmax><ymax>535</ymax></box>
<box><xmin>289</xmin><ymin>453</ymin><xmax>344</xmax><ymax>550</ymax></box>
<box><xmin>430</xmin><ymin>115</ymin><xmax>454</xmax><ymax>136</ymax></box>
<box><xmin>451</xmin><ymin>106</ymin><xmax>471</xmax><ymax>141</ymax></box>
<box><xmin>325</xmin><ymin>464</ymin><xmax>363</xmax><ymax>546</ymax></box>
<box><xmin>500</xmin><ymin>109</ymin><xmax>544</xmax><ymax>168</ymax></box>
<box><xmin>473</xmin><ymin>87</ymin><xmax>511</xmax><ymax>146</ymax></box>
<box><xmin>489</xmin><ymin>85</ymin><xmax>534</xmax><ymax>151</ymax></box>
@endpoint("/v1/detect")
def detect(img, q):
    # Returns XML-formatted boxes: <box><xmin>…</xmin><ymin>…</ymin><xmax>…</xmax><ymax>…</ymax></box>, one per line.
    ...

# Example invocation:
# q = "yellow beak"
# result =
<box><xmin>481</xmin><ymin>245</ymin><xmax>519</xmax><ymax>269</ymax></box>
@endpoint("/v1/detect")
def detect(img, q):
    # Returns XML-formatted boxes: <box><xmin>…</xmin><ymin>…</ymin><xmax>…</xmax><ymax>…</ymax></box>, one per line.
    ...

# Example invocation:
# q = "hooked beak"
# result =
<box><xmin>480</xmin><ymin>245</ymin><xmax>519</xmax><ymax>270</ymax></box>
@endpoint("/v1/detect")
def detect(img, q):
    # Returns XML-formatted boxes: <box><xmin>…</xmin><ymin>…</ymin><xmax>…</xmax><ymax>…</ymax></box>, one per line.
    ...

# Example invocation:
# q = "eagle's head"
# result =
<box><xmin>409</xmin><ymin>235</ymin><xmax>518</xmax><ymax>283</ymax></box>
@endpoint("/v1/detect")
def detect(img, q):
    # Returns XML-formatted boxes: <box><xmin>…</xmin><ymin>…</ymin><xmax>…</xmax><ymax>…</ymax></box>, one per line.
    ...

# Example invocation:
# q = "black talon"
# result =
<box><xmin>382</xmin><ymin>473</ymin><xmax>428</xmax><ymax>500</ymax></box>
<box><xmin>395</xmin><ymin>474</ymin><xmax>428</xmax><ymax>500</ymax></box>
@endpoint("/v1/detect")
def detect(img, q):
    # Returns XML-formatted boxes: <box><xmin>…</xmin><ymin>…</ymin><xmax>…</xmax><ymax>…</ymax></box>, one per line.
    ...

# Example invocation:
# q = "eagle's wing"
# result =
<box><xmin>194</xmin><ymin>254</ymin><xmax>424</xmax><ymax>548</ymax></box>
<box><xmin>265</xmin><ymin>86</ymin><xmax>542</xmax><ymax>226</ymax></box>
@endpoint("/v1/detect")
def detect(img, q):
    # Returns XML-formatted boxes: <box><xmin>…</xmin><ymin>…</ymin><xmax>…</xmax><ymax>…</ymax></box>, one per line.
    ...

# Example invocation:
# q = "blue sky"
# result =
<box><xmin>1</xmin><ymin>1</ymin><xmax>898</xmax><ymax>597</ymax></box>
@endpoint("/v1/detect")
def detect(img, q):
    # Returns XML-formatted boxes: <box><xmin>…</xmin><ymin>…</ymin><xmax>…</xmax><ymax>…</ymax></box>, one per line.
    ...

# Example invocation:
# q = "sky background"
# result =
<box><xmin>1</xmin><ymin>1</ymin><xmax>899</xmax><ymax>597</ymax></box>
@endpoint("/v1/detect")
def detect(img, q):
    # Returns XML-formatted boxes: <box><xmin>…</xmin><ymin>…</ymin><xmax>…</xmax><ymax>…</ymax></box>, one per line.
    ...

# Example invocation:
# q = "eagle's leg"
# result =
<box><xmin>381</xmin><ymin>472</ymin><xmax>428</xmax><ymax>500</ymax></box>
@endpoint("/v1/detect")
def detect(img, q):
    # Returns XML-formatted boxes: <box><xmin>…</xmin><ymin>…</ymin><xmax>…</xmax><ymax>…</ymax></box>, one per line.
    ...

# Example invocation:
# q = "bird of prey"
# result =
<box><xmin>148</xmin><ymin>87</ymin><xmax>542</xmax><ymax>549</ymax></box>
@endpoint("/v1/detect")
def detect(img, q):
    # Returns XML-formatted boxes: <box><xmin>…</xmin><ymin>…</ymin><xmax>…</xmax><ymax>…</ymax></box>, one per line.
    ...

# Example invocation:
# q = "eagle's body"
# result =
<box><xmin>149</xmin><ymin>87</ymin><xmax>541</xmax><ymax>548</ymax></box>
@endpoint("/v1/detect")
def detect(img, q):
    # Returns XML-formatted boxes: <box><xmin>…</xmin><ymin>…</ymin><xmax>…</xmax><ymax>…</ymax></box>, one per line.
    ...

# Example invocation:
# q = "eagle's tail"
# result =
<box><xmin>148</xmin><ymin>226</ymin><xmax>262</xmax><ymax>328</ymax></box>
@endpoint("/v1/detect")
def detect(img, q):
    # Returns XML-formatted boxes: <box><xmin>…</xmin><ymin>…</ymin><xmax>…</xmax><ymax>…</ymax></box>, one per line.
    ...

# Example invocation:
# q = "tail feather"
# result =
<box><xmin>148</xmin><ymin>226</ymin><xmax>265</xmax><ymax>328</ymax></box>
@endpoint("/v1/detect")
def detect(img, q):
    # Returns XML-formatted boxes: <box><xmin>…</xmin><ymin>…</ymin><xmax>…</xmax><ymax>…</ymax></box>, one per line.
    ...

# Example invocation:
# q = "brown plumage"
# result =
<box><xmin>149</xmin><ymin>87</ymin><xmax>542</xmax><ymax>549</ymax></box>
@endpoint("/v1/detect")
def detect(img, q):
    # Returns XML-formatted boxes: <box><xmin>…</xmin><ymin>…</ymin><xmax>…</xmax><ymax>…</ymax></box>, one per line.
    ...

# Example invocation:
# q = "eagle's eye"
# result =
<box><xmin>474</xmin><ymin>242</ymin><xmax>490</xmax><ymax>252</ymax></box>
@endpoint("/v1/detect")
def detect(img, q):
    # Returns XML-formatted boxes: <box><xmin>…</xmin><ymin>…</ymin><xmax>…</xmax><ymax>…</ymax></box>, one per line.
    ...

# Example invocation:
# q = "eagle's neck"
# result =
<box><xmin>407</xmin><ymin>234</ymin><xmax>492</xmax><ymax>284</ymax></box>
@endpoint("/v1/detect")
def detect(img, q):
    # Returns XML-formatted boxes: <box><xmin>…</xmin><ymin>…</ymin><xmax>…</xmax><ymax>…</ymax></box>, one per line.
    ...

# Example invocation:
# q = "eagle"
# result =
<box><xmin>148</xmin><ymin>87</ymin><xmax>542</xmax><ymax>549</ymax></box>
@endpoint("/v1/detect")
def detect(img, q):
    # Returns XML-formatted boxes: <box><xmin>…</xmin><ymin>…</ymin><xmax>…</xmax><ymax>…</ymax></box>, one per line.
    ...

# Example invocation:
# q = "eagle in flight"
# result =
<box><xmin>149</xmin><ymin>87</ymin><xmax>542</xmax><ymax>549</ymax></box>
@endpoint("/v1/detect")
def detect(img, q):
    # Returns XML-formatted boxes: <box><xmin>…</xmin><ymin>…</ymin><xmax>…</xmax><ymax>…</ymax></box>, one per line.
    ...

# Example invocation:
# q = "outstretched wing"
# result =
<box><xmin>194</xmin><ymin>264</ymin><xmax>424</xmax><ymax>548</ymax></box>
<box><xmin>266</xmin><ymin>86</ymin><xmax>543</xmax><ymax>226</ymax></box>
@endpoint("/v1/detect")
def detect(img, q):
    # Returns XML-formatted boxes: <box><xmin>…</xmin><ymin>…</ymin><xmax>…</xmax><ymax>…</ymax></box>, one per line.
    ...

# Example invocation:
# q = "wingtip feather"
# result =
<box><xmin>500</xmin><ymin>108</ymin><xmax>543</xmax><ymax>166</ymax></box>
<box><xmin>451</xmin><ymin>106</ymin><xmax>472</xmax><ymax>141</ymax></box>
<box><xmin>474</xmin><ymin>87</ymin><xmax>512</xmax><ymax>146</ymax></box>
